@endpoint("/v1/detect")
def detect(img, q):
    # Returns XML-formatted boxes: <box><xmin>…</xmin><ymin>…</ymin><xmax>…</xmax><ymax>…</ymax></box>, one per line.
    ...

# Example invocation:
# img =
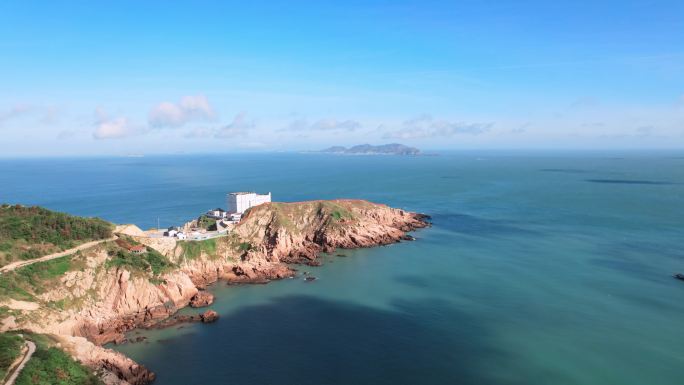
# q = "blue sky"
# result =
<box><xmin>1</xmin><ymin>0</ymin><xmax>683</xmax><ymax>156</ymax></box>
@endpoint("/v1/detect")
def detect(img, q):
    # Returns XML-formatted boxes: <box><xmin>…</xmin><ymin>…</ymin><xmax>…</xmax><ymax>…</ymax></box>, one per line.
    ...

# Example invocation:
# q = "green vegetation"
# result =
<box><xmin>196</xmin><ymin>215</ymin><xmax>217</xmax><ymax>231</ymax></box>
<box><xmin>14</xmin><ymin>333</ymin><xmax>103</xmax><ymax>385</ymax></box>
<box><xmin>0</xmin><ymin>254</ymin><xmax>85</xmax><ymax>300</ymax></box>
<box><xmin>0</xmin><ymin>333</ymin><xmax>23</xmax><ymax>380</ymax></box>
<box><xmin>237</xmin><ymin>201</ymin><xmax>359</xmax><ymax>242</ymax></box>
<box><xmin>238</xmin><ymin>242</ymin><xmax>252</xmax><ymax>252</ymax></box>
<box><xmin>106</xmin><ymin>247</ymin><xmax>175</xmax><ymax>276</ymax></box>
<box><xmin>178</xmin><ymin>238</ymin><xmax>217</xmax><ymax>260</ymax></box>
<box><xmin>0</xmin><ymin>204</ymin><xmax>113</xmax><ymax>267</ymax></box>
<box><xmin>323</xmin><ymin>202</ymin><xmax>354</xmax><ymax>222</ymax></box>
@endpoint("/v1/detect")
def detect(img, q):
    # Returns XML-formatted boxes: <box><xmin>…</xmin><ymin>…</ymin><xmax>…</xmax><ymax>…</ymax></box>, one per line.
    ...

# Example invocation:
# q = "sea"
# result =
<box><xmin>1</xmin><ymin>151</ymin><xmax>683</xmax><ymax>385</ymax></box>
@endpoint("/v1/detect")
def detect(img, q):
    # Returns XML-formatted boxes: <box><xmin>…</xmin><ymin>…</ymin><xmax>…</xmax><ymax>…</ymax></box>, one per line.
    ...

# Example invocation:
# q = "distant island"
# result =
<box><xmin>320</xmin><ymin>143</ymin><xmax>421</xmax><ymax>156</ymax></box>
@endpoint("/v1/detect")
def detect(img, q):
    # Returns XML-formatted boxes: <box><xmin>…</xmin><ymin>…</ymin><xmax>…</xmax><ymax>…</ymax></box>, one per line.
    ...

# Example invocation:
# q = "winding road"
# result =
<box><xmin>3</xmin><ymin>341</ymin><xmax>35</xmax><ymax>385</ymax></box>
<box><xmin>0</xmin><ymin>237</ymin><xmax>116</xmax><ymax>274</ymax></box>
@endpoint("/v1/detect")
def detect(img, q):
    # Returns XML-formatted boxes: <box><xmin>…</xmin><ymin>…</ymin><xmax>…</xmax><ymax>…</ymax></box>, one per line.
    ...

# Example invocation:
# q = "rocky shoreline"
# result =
<box><xmin>1</xmin><ymin>200</ymin><xmax>429</xmax><ymax>384</ymax></box>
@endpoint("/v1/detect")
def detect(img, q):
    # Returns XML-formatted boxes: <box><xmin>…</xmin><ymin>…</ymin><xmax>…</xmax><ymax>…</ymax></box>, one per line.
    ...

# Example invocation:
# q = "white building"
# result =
<box><xmin>227</xmin><ymin>192</ymin><xmax>272</xmax><ymax>214</ymax></box>
<box><xmin>206</xmin><ymin>208</ymin><xmax>228</xmax><ymax>219</ymax></box>
<box><xmin>163</xmin><ymin>227</ymin><xmax>178</xmax><ymax>237</ymax></box>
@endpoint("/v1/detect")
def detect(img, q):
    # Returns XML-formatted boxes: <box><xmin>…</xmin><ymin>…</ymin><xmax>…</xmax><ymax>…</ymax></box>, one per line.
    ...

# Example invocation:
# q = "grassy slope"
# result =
<box><xmin>0</xmin><ymin>238</ymin><xmax>176</xmax><ymax>305</ymax></box>
<box><xmin>11</xmin><ymin>333</ymin><xmax>103</xmax><ymax>385</ymax></box>
<box><xmin>238</xmin><ymin>200</ymin><xmax>360</xmax><ymax>240</ymax></box>
<box><xmin>0</xmin><ymin>332</ymin><xmax>23</xmax><ymax>380</ymax></box>
<box><xmin>105</xmin><ymin>239</ymin><xmax>176</xmax><ymax>277</ymax></box>
<box><xmin>0</xmin><ymin>204</ymin><xmax>113</xmax><ymax>267</ymax></box>
<box><xmin>176</xmin><ymin>238</ymin><xmax>217</xmax><ymax>260</ymax></box>
<box><xmin>0</xmin><ymin>253</ymin><xmax>85</xmax><ymax>302</ymax></box>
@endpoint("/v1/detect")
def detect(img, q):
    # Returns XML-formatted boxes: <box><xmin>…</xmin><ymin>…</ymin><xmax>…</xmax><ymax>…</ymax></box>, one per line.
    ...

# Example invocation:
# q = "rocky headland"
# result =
<box><xmin>0</xmin><ymin>200</ymin><xmax>429</xmax><ymax>384</ymax></box>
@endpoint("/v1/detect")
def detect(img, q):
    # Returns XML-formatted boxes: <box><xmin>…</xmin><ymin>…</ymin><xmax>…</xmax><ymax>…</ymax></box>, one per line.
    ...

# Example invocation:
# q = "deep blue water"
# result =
<box><xmin>2</xmin><ymin>151</ymin><xmax>684</xmax><ymax>385</ymax></box>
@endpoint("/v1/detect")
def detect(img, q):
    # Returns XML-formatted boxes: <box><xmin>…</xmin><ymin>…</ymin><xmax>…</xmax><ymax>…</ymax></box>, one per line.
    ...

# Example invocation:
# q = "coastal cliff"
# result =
<box><xmin>0</xmin><ymin>200</ymin><xmax>429</xmax><ymax>384</ymax></box>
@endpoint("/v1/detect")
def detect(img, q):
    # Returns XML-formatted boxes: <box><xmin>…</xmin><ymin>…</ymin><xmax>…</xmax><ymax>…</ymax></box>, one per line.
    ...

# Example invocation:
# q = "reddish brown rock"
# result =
<box><xmin>189</xmin><ymin>291</ymin><xmax>214</xmax><ymax>308</ymax></box>
<box><xmin>8</xmin><ymin>199</ymin><xmax>427</xmax><ymax>385</ymax></box>
<box><xmin>200</xmin><ymin>310</ymin><xmax>219</xmax><ymax>323</ymax></box>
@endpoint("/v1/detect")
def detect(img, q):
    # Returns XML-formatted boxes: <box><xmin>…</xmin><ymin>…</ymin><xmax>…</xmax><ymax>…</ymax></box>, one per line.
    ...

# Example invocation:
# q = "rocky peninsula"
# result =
<box><xmin>0</xmin><ymin>200</ymin><xmax>429</xmax><ymax>385</ymax></box>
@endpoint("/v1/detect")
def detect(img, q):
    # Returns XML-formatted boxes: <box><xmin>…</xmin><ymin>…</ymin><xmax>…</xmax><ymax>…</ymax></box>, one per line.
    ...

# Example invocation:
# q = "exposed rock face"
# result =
<box><xmin>234</xmin><ymin>200</ymin><xmax>430</xmax><ymax>265</ymax></box>
<box><xmin>44</xmin><ymin>268</ymin><xmax>200</xmax><ymax>345</ymax></box>
<box><xmin>3</xmin><ymin>199</ymin><xmax>429</xmax><ymax>385</ymax></box>
<box><xmin>189</xmin><ymin>291</ymin><xmax>214</xmax><ymax>308</ymax></box>
<box><xmin>200</xmin><ymin>310</ymin><xmax>219</xmax><ymax>323</ymax></box>
<box><xmin>55</xmin><ymin>335</ymin><xmax>155</xmax><ymax>385</ymax></box>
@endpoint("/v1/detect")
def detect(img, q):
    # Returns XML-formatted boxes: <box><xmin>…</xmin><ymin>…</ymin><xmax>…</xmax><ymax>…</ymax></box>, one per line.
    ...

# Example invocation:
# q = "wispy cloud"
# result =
<box><xmin>382</xmin><ymin>115</ymin><xmax>493</xmax><ymax>139</ymax></box>
<box><xmin>0</xmin><ymin>104</ymin><xmax>61</xmax><ymax>127</ymax></box>
<box><xmin>149</xmin><ymin>94</ymin><xmax>215</xmax><ymax>128</ymax></box>
<box><xmin>0</xmin><ymin>104</ymin><xmax>31</xmax><ymax>125</ymax></box>
<box><xmin>184</xmin><ymin>126</ymin><xmax>214</xmax><ymax>139</ymax></box>
<box><xmin>282</xmin><ymin>118</ymin><xmax>361</xmax><ymax>132</ymax></box>
<box><xmin>185</xmin><ymin>112</ymin><xmax>255</xmax><ymax>139</ymax></box>
<box><xmin>57</xmin><ymin>130</ymin><xmax>77</xmax><ymax>140</ymax></box>
<box><xmin>215</xmin><ymin>112</ymin><xmax>254</xmax><ymax>138</ymax></box>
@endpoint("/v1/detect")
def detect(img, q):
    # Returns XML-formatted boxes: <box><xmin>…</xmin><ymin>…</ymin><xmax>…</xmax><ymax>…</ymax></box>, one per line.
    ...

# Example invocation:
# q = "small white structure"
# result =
<box><xmin>163</xmin><ymin>227</ymin><xmax>178</xmax><ymax>237</ymax></box>
<box><xmin>229</xmin><ymin>213</ymin><xmax>242</xmax><ymax>222</ymax></box>
<box><xmin>227</xmin><ymin>192</ymin><xmax>271</xmax><ymax>214</ymax></box>
<box><xmin>176</xmin><ymin>232</ymin><xmax>187</xmax><ymax>240</ymax></box>
<box><xmin>206</xmin><ymin>208</ymin><xmax>228</xmax><ymax>219</ymax></box>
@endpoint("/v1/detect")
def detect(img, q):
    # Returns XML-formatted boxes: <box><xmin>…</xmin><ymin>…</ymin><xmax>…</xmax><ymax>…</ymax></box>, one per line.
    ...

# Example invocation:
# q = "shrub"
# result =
<box><xmin>0</xmin><ymin>333</ymin><xmax>23</xmax><ymax>380</ymax></box>
<box><xmin>106</xmin><ymin>248</ymin><xmax>175</xmax><ymax>276</ymax></box>
<box><xmin>0</xmin><ymin>205</ymin><xmax>113</xmax><ymax>266</ymax></box>
<box><xmin>15</xmin><ymin>346</ymin><xmax>102</xmax><ymax>385</ymax></box>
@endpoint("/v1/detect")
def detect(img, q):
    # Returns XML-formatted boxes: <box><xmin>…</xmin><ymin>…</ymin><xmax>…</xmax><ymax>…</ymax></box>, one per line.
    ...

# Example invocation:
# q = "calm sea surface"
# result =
<box><xmin>1</xmin><ymin>151</ymin><xmax>683</xmax><ymax>385</ymax></box>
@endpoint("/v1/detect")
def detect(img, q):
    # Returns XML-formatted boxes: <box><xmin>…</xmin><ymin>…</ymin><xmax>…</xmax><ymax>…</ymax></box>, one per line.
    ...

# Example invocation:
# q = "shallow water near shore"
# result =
<box><xmin>2</xmin><ymin>151</ymin><xmax>684</xmax><ymax>385</ymax></box>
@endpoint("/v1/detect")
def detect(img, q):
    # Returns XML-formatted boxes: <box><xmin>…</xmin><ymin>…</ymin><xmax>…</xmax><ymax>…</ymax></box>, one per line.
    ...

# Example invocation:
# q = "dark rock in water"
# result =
<box><xmin>304</xmin><ymin>276</ymin><xmax>317</xmax><ymax>282</ymax></box>
<box><xmin>674</xmin><ymin>273</ymin><xmax>684</xmax><ymax>281</ymax></box>
<box><xmin>306</xmin><ymin>260</ymin><xmax>322</xmax><ymax>267</ymax></box>
<box><xmin>190</xmin><ymin>291</ymin><xmax>214</xmax><ymax>308</ymax></box>
<box><xmin>336</xmin><ymin>254</ymin><xmax>347</xmax><ymax>257</ymax></box>
<box><xmin>200</xmin><ymin>310</ymin><xmax>219</xmax><ymax>323</ymax></box>
<box><xmin>132</xmin><ymin>336</ymin><xmax>147</xmax><ymax>343</ymax></box>
<box><xmin>401</xmin><ymin>235</ymin><xmax>416</xmax><ymax>241</ymax></box>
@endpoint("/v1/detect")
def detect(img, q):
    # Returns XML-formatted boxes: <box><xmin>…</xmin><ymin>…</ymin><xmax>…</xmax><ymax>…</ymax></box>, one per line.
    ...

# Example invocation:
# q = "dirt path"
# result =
<box><xmin>0</xmin><ymin>237</ymin><xmax>116</xmax><ymax>274</ymax></box>
<box><xmin>3</xmin><ymin>341</ymin><xmax>35</xmax><ymax>385</ymax></box>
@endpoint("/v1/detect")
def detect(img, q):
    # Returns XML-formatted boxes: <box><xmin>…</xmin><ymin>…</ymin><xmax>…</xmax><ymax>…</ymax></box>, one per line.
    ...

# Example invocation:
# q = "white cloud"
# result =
<box><xmin>149</xmin><ymin>94</ymin><xmax>215</xmax><ymax>128</ymax></box>
<box><xmin>92</xmin><ymin>108</ymin><xmax>140</xmax><ymax>140</ymax></box>
<box><xmin>383</xmin><ymin>115</ymin><xmax>493</xmax><ymax>139</ymax></box>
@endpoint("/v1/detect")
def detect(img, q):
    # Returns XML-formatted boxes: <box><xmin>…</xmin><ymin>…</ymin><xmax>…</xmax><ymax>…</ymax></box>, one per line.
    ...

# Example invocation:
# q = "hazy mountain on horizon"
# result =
<box><xmin>320</xmin><ymin>143</ymin><xmax>421</xmax><ymax>156</ymax></box>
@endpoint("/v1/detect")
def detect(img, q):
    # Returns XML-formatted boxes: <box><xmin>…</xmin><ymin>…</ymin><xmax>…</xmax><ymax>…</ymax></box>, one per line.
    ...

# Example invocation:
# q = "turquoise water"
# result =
<box><xmin>2</xmin><ymin>152</ymin><xmax>684</xmax><ymax>384</ymax></box>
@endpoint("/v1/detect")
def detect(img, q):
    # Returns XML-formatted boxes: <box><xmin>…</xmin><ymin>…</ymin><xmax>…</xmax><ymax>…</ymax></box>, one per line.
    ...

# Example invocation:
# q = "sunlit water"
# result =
<box><xmin>1</xmin><ymin>151</ymin><xmax>683</xmax><ymax>385</ymax></box>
